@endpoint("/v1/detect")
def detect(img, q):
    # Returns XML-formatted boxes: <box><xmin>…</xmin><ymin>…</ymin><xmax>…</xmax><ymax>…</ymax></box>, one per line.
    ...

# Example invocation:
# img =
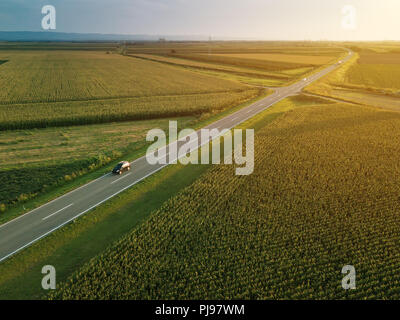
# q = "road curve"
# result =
<box><xmin>0</xmin><ymin>50</ymin><xmax>354</xmax><ymax>263</ymax></box>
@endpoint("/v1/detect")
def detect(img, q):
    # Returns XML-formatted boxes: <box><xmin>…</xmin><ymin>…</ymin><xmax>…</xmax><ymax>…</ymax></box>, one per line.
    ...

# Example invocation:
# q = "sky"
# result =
<box><xmin>0</xmin><ymin>0</ymin><xmax>399</xmax><ymax>40</ymax></box>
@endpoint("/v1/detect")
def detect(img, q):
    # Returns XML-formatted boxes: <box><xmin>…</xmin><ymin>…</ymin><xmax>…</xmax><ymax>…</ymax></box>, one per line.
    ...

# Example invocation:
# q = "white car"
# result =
<box><xmin>303</xmin><ymin>78</ymin><xmax>307</xmax><ymax>81</ymax></box>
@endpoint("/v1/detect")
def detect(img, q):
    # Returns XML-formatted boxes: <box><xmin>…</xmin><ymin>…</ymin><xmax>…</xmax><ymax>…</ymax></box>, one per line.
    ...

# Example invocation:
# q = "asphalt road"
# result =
<box><xmin>0</xmin><ymin>50</ymin><xmax>353</xmax><ymax>263</ymax></box>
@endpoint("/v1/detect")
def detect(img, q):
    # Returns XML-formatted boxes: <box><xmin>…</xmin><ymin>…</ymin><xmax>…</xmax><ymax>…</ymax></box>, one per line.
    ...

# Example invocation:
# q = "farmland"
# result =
<box><xmin>3</xmin><ymin>42</ymin><xmax>398</xmax><ymax>300</ymax></box>
<box><xmin>208</xmin><ymin>53</ymin><xmax>336</xmax><ymax>65</ymax></box>
<box><xmin>0</xmin><ymin>51</ymin><xmax>245</xmax><ymax>103</ymax></box>
<box><xmin>0</xmin><ymin>89</ymin><xmax>260</xmax><ymax>130</ymax></box>
<box><xmin>305</xmin><ymin>42</ymin><xmax>400</xmax><ymax>108</ymax></box>
<box><xmin>127</xmin><ymin>42</ymin><xmax>345</xmax><ymax>86</ymax></box>
<box><xmin>347</xmin><ymin>53</ymin><xmax>400</xmax><ymax>91</ymax></box>
<box><xmin>0</xmin><ymin>117</ymin><xmax>196</xmax><ymax>211</ymax></box>
<box><xmin>0</xmin><ymin>50</ymin><xmax>261</xmax><ymax>130</ymax></box>
<box><xmin>0</xmin><ymin>45</ymin><xmax>264</xmax><ymax>215</ymax></box>
<box><xmin>51</xmin><ymin>97</ymin><xmax>400</xmax><ymax>299</ymax></box>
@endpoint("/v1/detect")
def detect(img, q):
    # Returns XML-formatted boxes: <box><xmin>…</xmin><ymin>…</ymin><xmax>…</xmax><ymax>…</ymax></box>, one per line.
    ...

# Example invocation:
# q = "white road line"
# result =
<box><xmin>0</xmin><ymin>89</ymin><xmax>319</xmax><ymax>263</ymax></box>
<box><xmin>232</xmin><ymin>116</ymin><xmax>239</xmax><ymax>121</ymax></box>
<box><xmin>0</xmin><ymin>173</ymin><xmax>111</xmax><ymax>230</ymax></box>
<box><xmin>42</xmin><ymin>203</ymin><xmax>74</xmax><ymax>221</ymax></box>
<box><xmin>111</xmin><ymin>172</ymin><xmax>132</xmax><ymax>184</ymax></box>
<box><xmin>4</xmin><ymin>100</ymin><xmax>286</xmax><ymax>260</ymax></box>
<box><xmin>0</xmin><ymin>164</ymin><xmax>169</xmax><ymax>264</ymax></box>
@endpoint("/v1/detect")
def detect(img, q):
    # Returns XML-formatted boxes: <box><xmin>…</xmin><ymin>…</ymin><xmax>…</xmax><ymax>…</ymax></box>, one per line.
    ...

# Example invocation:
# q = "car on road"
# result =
<box><xmin>112</xmin><ymin>161</ymin><xmax>131</xmax><ymax>175</ymax></box>
<box><xmin>303</xmin><ymin>78</ymin><xmax>307</xmax><ymax>81</ymax></box>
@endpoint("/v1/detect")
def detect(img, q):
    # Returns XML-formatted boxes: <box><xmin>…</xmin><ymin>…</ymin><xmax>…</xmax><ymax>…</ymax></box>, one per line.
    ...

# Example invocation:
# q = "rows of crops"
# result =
<box><xmin>0</xmin><ymin>117</ymin><xmax>199</xmax><ymax>212</ymax></box>
<box><xmin>51</xmin><ymin>101</ymin><xmax>400</xmax><ymax>299</ymax></box>
<box><xmin>305</xmin><ymin>44</ymin><xmax>400</xmax><ymax>111</ymax></box>
<box><xmin>0</xmin><ymin>47</ymin><xmax>265</xmax><ymax>215</ymax></box>
<box><xmin>130</xmin><ymin>53</ymin><xmax>294</xmax><ymax>81</ymax></box>
<box><xmin>126</xmin><ymin>41</ymin><xmax>345</xmax><ymax>56</ymax></box>
<box><xmin>0</xmin><ymin>51</ymin><xmax>245</xmax><ymax>104</ymax></box>
<box><xmin>208</xmin><ymin>53</ymin><xmax>336</xmax><ymax>65</ymax></box>
<box><xmin>347</xmin><ymin>61</ymin><xmax>400</xmax><ymax>92</ymax></box>
<box><xmin>0</xmin><ymin>89</ymin><xmax>261</xmax><ymax>130</ymax></box>
<box><xmin>167</xmin><ymin>53</ymin><xmax>312</xmax><ymax>72</ymax></box>
<box><xmin>125</xmin><ymin>43</ymin><xmax>344</xmax><ymax>87</ymax></box>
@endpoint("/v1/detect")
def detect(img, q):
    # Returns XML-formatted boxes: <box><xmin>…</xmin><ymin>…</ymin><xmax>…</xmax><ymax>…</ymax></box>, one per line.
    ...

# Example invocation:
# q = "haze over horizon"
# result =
<box><xmin>0</xmin><ymin>0</ymin><xmax>399</xmax><ymax>41</ymax></box>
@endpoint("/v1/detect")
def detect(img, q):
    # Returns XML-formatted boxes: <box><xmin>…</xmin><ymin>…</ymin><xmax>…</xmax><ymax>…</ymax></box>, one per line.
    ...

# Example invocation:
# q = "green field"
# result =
<box><xmin>4</xmin><ymin>42</ymin><xmax>399</xmax><ymax>300</ymax></box>
<box><xmin>51</xmin><ymin>97</ymin><xmax>400</xmax><ymax>299</ymax></box>
<box><xmin>0</xmin><ymin>89</ymin><xmax>261</xmax><ymax>130</ymax></box>
<box><xmin>347</xmin><ymin>52</ymin><xmax>400</xmax><ymax>91</ymax></box>
<box><xmin>0</xmin><ymin>50</ymin><xmax>262</xmax><ymax>130</ymax></box>
<box><xmin>305</xmin><ymin>42</ymin><xmax>400</xmax><ymax>107</ymax></box>
<box><xmin>0</xmin><ymin>45</ymin><xmax>266</xmax><ymax>214</ymax></box>
<box><xmin>0</xmin><ymin>50</ymin><xmax>245</xmax><ymax>103</ymax></box>
<box><xmin>0</xmin><ymin>118</ymin><xmax>196</xmax><ymax>210</ymax></box>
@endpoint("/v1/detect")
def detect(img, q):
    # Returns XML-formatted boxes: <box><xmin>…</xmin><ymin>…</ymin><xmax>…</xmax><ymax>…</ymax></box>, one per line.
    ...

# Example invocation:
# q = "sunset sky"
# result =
<box><xmin>0</xmin><ymin>0</ymin><xmax>399</xmax><ymax>40</ymax></box>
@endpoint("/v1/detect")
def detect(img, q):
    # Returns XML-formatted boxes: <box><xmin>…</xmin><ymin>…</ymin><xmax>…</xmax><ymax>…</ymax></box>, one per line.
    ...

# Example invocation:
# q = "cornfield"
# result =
<box><xmin>51</xmin><ymin>102</ymin><xmax>400</xmax><ymax>299</ymax></box>
<box><xmin>0</xmin><ymin>51</ymin><xmax>245</xmax><ymax>103</ymax></box>
<box><xmin>0</xmin><ymin>89</ymin><xmax>261</xmax><ymax>130</ymax></box>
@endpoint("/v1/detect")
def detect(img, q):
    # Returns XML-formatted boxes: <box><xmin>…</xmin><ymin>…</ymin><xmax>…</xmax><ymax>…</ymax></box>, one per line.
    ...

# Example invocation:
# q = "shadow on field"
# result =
<box><xmin>0</xmin><ymin>60</ymin><xmax>8</xmax><ymax>66</ymax></box>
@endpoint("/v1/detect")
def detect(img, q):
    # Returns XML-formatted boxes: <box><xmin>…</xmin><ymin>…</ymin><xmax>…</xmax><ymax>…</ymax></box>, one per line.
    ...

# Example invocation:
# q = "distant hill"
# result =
<box><xmin>0</xmin><ymin>31</ymin><xmax>209</xmax><ymax>42</ymax></box>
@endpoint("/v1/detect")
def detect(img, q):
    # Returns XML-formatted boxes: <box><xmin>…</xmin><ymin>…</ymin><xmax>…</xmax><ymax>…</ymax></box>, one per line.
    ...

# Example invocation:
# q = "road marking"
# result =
<box><xmin>111</xmin><ymin>172</ymin><xmax>132</xmax><ymax>184</ymax></box>
<box><xmin>232</xmin><ymin>116</ymin><xmax>239</xmax><ymax>121</ymax></box>
<box><xmin>0</xmin><ymin>173</ymin><xmax>111</xmax><ymax>230</ymax></box>
<box><xmin>0</xmin><ymin>164</ymin><xmax>169</xmax><ymax>264</ymax></box>
<box><xmin>42</xmin><ymin>203</ymin><xmax>74</xmax><ymax>221</ymax></box>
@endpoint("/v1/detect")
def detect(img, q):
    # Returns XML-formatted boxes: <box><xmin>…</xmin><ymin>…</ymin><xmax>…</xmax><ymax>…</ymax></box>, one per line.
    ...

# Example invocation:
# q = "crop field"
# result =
<box><xmin>0</xmin><ymin>46</ymin><xmax>264</xmax><ymax>214</ymax></box>
<box><xmin>305</xmin><ymin>43</ymin><xmax>400</xmax><ymax>111</ymax></box>
<box><xmin>6</xmin><ymin>42</ymin><xmax>396</xmax><ymax>300</ymax></box>
<box><xmin>346</xmin><ymin>52</ymin><xmax>400</xmax><ymax>90</ymax></box>
<box><xmin>0</xmin><ymin>51</ymin><xmax>246</xmax><ymax>103</ymax></box>
<box><xmin>126</xmin><ymin>41</ymin><xmax>345</xmax><ymax>56</ymax></box>
<box><xmin>50</xmin><ymin>97</ymin><xmax>400</xmax><ymax>299</ymax></box>
<box><xmin>167</xmin><ymin>53</ymin><xmax>312</xmax><ymax>72</ymax></box>
<box><xmin>127</xmin><ymin>42</ymin><xmax>345</xmax><ymax>86</ymax></box>
<box><xmin>0</xmin><ymin>118</ymin><xmax>195</xmax><ymax>169</ymax></box>
<box><xmin>0</xmin><ymin>88</ymin><xmax>260</xmax><ymax>130</ymax></box>
<box><xmin>130</xmin><ymin>53</ymin><xmax>293</xmax><ymax>80</ymax></box>
<box><xmin>0</xmin><ymin>117</ymin><xmax>198</xmax><ymax>210</ymax></box>
<box><xmin>0</xmin><ymin>50</ymin><xmax>260</xmax><ymax>130</ymax></box>
<box><xmin>206</xmin><ymin>53</ymin><xmax>336</xmax><ymax>65</ymax></box>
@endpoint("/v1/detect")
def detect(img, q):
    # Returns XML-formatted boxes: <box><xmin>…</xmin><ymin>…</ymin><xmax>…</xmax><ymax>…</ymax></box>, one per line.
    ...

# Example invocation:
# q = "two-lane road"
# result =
<box><xmin>0</xmin><ymin>50</ymin><xmax>353</xmax><ymax>263</ymax></box>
